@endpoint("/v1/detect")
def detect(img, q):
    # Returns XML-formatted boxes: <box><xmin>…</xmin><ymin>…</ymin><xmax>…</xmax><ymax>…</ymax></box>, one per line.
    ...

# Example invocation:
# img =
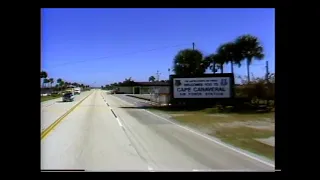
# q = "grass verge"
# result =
<box><xmin>41</xmin><ymin>95</ymin><xmax>62</xmax><ymax>102</ymax></box>
<box><xmin>214</xmin><ymin>127</ymin><xmax>274</xmax><ymax>160</ymax></box>
<box><xmin>149</xmin><ymin>107</ymin><xmax>274</xmax><ymax>160</ymax></box>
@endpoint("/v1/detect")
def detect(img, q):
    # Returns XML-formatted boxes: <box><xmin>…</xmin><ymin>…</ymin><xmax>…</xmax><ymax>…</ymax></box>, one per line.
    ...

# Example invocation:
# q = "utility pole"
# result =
<box><xmin>192</xmin><ymin>42</ymin><xmax>195</xmax><ymax>50</ymax></box>
<box><xmin>265</xmin><ymin>60</ymin><xmax>269</xmax><ymax>82</ymax></box>
<box><xmin>265</xmin><ymin>60</ymin><xmax>270</xmax><ymax>106</ymax></box>
<box><xmin>156</xmin><ymin>70</ymin><xmax>161</xmax><ymax>81</ymax></box>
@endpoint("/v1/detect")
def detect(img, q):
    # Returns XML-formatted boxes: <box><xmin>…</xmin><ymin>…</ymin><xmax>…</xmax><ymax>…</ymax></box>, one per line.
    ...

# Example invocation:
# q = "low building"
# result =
<box><xmin>115</xmin><ymin>81</ymin><xmax>171</xmax><ymax>105</ymax></box>
<box><xmin>116</xmin><ymin>81</ymin><xmax>170</xmax><ymax>94</ymax></box>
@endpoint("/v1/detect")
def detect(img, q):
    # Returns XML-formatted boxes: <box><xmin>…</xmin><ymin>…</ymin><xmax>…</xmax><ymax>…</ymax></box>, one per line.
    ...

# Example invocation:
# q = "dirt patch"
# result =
<box><xmin>170</xmin><ymin>113</ymin><xmax>194</xmax><ymax>117</ymax></box>
<box><xmin>214</xmin><ymin>126</ymin><xmax>274</xmax><ymax>160</ymax></box>
<box><xmin>246</xmin><ymin>125</ymin><xmax>274</xmax><ymax>131</ymax></box>
<box><xmin>217</xmin><ymin>121</ymin><xmax>274</xmax><ymax>131</ymax></box>
<box><xmin>206</xmin><ymin>114</ymin><xmax>230</xmax><ymax>118</ymax></box>
<box><xmin>255</xmin><ymin>137</ymin><xmax>275</xmax><ymax>147</ymax></box>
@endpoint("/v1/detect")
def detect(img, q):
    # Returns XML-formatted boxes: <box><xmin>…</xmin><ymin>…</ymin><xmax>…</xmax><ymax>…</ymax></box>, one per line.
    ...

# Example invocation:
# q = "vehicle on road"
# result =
<box><xmin>74</xmin><ymin>87</ymin><xmax>81</xmax><ymax>95</ymax></box>
<box><xmin>62</xmin><ymin>92</ymin><xmax>75</xmax><ymax>102</ymax></box>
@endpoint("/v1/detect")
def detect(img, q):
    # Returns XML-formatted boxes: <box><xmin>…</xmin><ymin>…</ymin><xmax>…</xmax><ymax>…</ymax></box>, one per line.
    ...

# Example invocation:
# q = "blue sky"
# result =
<box><xmin>41</xmin><ymin>8</ymin><xmax>274</xmax><ymax>87</ymax></box>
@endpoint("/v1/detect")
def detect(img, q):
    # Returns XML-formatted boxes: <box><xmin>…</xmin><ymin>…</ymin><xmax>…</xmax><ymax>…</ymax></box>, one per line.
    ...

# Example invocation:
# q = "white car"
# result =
<box><xmin>74</xmin><ymin>87</ymin><xmax>81</xmax><ymax>95</ymax></box>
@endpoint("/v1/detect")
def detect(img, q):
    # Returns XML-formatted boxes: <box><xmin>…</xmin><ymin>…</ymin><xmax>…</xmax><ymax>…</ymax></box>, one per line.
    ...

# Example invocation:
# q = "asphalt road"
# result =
<box><xmin>41</xmin><ymin>90</ymin><xmax>274</xmax><ymax>171</ymax></box>
<box><xmin>113</xmin><ymin>94</ymin><xmax>153</xmax><ymax>107</ymax></box>
<box><xmin>41</xmin><ymin>91</ymin><xmax>92</xmax><ymax>132</ymax></box>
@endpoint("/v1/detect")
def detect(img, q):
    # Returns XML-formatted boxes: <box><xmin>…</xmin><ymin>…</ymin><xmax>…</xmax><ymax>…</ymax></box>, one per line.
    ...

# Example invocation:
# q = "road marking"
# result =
<box><xmin>115</xmin><ymin>95</ymin><xmax>156</xmax><ymax>106</ymax></box>
<box><xmin>112</xmin><ymin>95</ymin><xmax>134</xmax><ymax>106</ymax></box>
<box><xmin>148</xmin><ymin>166</ymin><xmax>154</xmax><ymax>172</ymax></box>
<box><xmin>110</xmin><ymin>108</ymin><xmax>117</xmax><ymax>118</ymax></box>
<box><xmin>112</xmin><ymin>94</ymin><xmax>274</xmax><ymax>167</ymax></box>
<box><xmin>191</xmin><ymin>169</ymin><xmax>271</xmax><ymax>172</ymax></box>
<box><xmin>116</xmin><ymin>117</ymin><xmax>123</xmax><ymax>127</ymax></box>
<box><xmin>41</xmin><ymin>92</ymin><xmax>93</xmax><ymax>140</ymax></box>
<box><xmin>108</xmin><ymin>107</ymin><xmax>123</xmax><ymax>127</ymax></box>
<box><xmin>143</xmin><ymin>109</ymin><xmax>275</xmax><ymax>168</ymax></box>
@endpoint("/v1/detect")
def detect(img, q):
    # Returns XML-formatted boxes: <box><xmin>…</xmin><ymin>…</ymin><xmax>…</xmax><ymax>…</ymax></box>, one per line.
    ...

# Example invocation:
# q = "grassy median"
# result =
<box><xmin>149</xmin><ymin>107</ymin><xmax>274</xmax><ymax>160</ymax></box>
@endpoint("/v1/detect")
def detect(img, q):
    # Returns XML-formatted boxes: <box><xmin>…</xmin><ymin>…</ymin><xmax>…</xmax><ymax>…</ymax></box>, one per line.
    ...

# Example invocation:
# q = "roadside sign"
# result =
<box><xmin>170</xmin><ymin>73</ymin><xmax>234</xmax><ymax>99</ymax></box>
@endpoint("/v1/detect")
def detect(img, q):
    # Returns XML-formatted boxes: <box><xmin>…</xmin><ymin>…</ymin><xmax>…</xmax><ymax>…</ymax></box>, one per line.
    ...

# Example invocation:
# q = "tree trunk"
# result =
<box><xmin>213</xmin><ymin>62</ymin><xmax>216</xmax><ymax>74</ymax></box>
<box><xmin>231</xmin><ymin>61</ymin><xmax>234</xmax><ymax>74</ymax></box>
<box><xmin>247</xmin><ymin>58</ymin><xmax>251</xmax><ymax>83</ymax></box>
<box><xmin>220</xmin><ymin>64</ymin><xmax>224</xmax><ymax>74</ymax></box>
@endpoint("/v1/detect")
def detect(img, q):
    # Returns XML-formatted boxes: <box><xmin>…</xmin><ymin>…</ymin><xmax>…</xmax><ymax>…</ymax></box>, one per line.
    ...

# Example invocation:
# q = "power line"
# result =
<box><xmin>49</xmin><ymin>43</ymin><xmax>189</xmax><ymax>69</ymax></box>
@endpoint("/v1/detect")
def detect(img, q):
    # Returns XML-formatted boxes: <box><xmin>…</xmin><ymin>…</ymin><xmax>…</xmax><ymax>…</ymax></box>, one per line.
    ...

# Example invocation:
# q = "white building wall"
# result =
<box><xmin>150</xmin><ymin>86</ymin><xmax>170</xmax><ymax>105</ymax></box>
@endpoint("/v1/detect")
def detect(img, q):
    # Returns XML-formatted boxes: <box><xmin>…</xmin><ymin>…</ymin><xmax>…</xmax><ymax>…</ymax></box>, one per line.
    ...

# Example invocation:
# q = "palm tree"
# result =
<box><xmin>149</xmin><ymin>76</ymin><xmax>156</xmax><ymax>82</ymax></box>
<box><xmin>212</xmin><ymin>53</ymin><xmax>226</xmax><ymax>73</ymax></box>
<box><xmin>173</xmin><ymin>49</ymin><xmax>207</xmax><ymax>76</ymax></box>
<box><xmin>56</xmin><ymin>79</ymin><xmax>64</xmax><ymax>91</ymax></box>
<box><xmin>40</xmin><ymin>71</ymin><xmax>47</xmax><ymax>78</ymax></box>
<box><xmin>217</xmin><ymin>42</ymin><xmax>243</xmax><ymax>74</ymax></box>
<box><xmin>57</xmin><ymin>78</ymin><xmax>62</xmax><ymax>85</ymax></box>
<box><xmin>204</xmin><ymin>54</ymin><xmax>219</xmax><ymax>74</ymax></box>
<box><xmin>40</xmin><ymin>71</ymin><xmax>48</xmax><ymax>88</ymax></box>
<box><xmin>49</xmin><ymin>78</ymin><xmax>54</xmax><ymax>88</ymax></box>
<box><xmin>235</xmin><ymin>34</ymin><xmax>264</xmax><ymax>82</ymax></box>
<box><xmin>43</xmin><ymin>78</ymin><xmax>50</xmax><ymax>88</ymax></box>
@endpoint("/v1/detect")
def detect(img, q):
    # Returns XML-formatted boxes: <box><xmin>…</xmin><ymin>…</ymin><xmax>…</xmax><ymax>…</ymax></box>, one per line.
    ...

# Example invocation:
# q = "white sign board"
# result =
<box><xmin>173</xmin><ymin>77</ymin><xmax>231</xmax><ymax>98</ymax></box>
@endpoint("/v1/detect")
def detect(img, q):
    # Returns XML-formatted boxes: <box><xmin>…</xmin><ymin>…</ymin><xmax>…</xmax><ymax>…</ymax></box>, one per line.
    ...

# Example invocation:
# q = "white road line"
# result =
<box><xmin>148</xmin><ymin>166</ymin><xmax>154</xmax><ymax>172</ymax></box>
<box><xmin>113</xmin><ymin>95</ymin><xmax>154</xmax><ymax>106</ymax></box>
<box><xmin>104</xmin><ymin>98</ymin><xmax>123</xmax><ymax>127</ymax></box>
<box><xmin>191</xmin><ymin>169</ymin><xmax>271</xmax><ymax>172</ymax></box>
<box><xmin>143</xmin><ymin>109</ymin><xmax>275</xmax><ymax>168</ymax></box>
<box><xmin>112</xmin><ymin>95</ymin><xmax>135</xmax><ymax>106</ymax></box>
<box><xmin>113</xmin><ymin>94</ymin><xmax>274</xmax><ymax>167</ymax></box>
<box><xmin>116</xmin><ymin>117</ymin><xmax>123</xmax><ymax>127</ymax></box>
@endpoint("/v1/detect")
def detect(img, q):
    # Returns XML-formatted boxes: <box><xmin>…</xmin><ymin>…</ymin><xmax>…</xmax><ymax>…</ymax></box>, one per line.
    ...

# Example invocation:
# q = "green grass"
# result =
<box><xmin>214</xmin><ymin>127</ymin><xmax>274</xmax><ymax>160</ymax></box>
<box><xmin>151</xmin><ymin>107</ymin><xmax>274</xmax><ymax>123</ymax></box>
<box><xmin>149</xmin><ymin>108</ymin><xmax>274</xmax><ymax>160</ymax></box>
<box><xmin>41</xmin><ymin>94</ymin><xmax>62</xmax><ymax>102</ymax></box>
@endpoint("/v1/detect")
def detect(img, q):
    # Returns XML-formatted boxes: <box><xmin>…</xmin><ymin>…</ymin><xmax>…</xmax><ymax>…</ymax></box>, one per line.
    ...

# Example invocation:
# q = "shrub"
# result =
<box><xmin>235</xmin><ymin>74</ymin><xmax>275</xmax><ymax>102</ymax></box>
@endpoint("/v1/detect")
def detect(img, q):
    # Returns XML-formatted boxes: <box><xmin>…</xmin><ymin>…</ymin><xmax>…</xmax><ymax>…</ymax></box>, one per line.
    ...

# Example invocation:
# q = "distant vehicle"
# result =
<box><xmin>74</xmin><ymin>87</ymin><xmax>81</xmax><ymax>95</ymax></box>
<box><xmin>65</xmin><ymin>88</ymin><xmax>74</xmax><ymax>94</ymax></box>
<box><xmin>62</xmin><ymin>92</ymin><xmax>75</xmax><ymax>102</ymax></box>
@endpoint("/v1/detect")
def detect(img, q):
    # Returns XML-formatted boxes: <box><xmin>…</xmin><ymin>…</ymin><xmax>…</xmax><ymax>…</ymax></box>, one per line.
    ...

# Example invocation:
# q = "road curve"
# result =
<box><xmin>41</xmin><ymin>89</ymin><xmax>274</xmax><ymax>171</ymax></box>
